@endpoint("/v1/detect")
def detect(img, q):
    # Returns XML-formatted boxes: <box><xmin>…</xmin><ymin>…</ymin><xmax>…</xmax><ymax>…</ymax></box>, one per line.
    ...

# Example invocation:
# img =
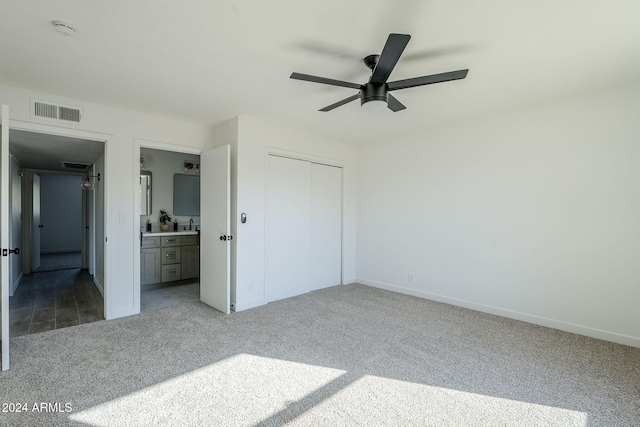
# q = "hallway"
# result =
<box><xmin>9</xmin><ymin>269</ymin><xmax>104</xmax><ymax>337</ymax></box>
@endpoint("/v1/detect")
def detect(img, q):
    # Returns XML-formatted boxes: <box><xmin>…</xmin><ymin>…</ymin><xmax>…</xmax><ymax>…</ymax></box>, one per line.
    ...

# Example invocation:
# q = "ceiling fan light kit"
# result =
<box><xmin>290</xmin><ymin>33</ymin><xmax>468</xmax><ymax>113</ymax></box>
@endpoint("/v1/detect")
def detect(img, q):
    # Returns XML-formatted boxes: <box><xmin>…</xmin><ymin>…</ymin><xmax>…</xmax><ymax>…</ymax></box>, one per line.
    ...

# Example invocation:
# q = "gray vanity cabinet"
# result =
<box><xmin>141</xmin><ymin>233</ymin><xmax>200</xmax><ymax>285</ymax></box>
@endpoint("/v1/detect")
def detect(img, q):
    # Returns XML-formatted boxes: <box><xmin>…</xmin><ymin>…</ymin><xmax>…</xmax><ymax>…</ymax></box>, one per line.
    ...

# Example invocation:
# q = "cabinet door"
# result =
<box><xmin>181</xmin><ymin>245</ymin><xmax>200</xmax><ymax>280</ymax></box>
<box><xmin>141</xmin><ymin>248</ymin><xmax>161</xmax><ymax>285</ymax></box>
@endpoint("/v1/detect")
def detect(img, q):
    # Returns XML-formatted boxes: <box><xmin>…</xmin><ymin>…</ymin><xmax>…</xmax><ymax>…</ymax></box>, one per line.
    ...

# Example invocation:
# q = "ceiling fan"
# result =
<box><xmin>290</xmin><ymin>33</ymin><xmax>468</xmax><ymax>112</ymax></box>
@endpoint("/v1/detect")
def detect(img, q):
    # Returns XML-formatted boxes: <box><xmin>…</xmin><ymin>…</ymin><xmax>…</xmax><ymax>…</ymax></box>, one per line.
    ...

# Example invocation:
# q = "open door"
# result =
<box><xmin>199</xmin><ymin>144</ymin><xmax>230</xmax><ymax>314</ymax></box>
<box><xmin>1</xmin><ymin>105</ymin><xmax>10</xmax><ymax>370</ymax></box>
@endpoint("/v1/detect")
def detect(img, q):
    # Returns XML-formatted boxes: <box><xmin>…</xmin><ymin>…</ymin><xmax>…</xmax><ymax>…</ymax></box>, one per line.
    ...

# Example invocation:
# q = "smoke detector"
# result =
<box><xmin>52</xmin><ymin>21</ymin><xmax>76</xmax><ymax>36</ymax></box>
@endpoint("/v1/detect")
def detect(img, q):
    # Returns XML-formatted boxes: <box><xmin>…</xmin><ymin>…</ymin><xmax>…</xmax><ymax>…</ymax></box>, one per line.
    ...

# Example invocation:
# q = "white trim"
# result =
<box><xmin>233</xmin><ymin>298</ymin><xmax>266</xmax><ymax>312</ymax></box>
<box><xmin>10</xmin><ymin>272</ymin><xmax>23</xmax><ymax>297</ymax></box>
<box><xmin>93</xmin><ymin>276</ymin><xmax>104</xmax><ymax>297</ymax></box>
<box><xmin>265</xmin><ymin>146</ymin><xmax>347</xmax><ymax>169</ymax></box>
<box><xmin>357</xmin><ymin>277</ymin><xmax>640</xmax><ymax>349</ymax></box>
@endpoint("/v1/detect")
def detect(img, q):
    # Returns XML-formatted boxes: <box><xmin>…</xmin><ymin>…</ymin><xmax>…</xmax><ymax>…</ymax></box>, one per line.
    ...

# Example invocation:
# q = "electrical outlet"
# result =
<box><xmin>408</xmin><ymin>272</ymin><xmax>415</xmax><ymax>283</ymax></box>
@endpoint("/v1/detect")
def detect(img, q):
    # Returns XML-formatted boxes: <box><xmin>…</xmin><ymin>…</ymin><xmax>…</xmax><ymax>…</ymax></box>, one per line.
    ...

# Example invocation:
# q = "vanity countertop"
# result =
<box><xmin>143</xmin><ymin>230</ymin><xmax>199</xmax><ymax>237</ymax></box>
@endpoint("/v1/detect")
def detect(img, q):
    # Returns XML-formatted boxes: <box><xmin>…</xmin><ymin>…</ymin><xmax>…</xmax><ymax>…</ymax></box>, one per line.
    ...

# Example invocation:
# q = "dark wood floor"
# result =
<box><xmin>9</xmin><ymin>268</ymin><xmax>104</xmax><ymax>337</ymax></box>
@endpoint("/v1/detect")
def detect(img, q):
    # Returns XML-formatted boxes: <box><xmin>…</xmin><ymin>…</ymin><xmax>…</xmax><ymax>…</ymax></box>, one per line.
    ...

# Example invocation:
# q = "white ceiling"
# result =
<box><xmin>1</xmin><ymin>1</ymin><xmax>639</xmax><ymax>144</ymax></box>
<box><xmin>10</xmin><ymin>129</ymin><xmax>104</xmax><ymax>172</ymax></box>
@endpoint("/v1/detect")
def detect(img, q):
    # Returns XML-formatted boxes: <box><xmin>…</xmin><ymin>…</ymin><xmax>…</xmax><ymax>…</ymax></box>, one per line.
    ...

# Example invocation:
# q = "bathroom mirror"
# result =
<box><xmin>140</xmin><ymin>171</ymin><xmax>152</xmax><ymax>215</ymax></box>
<box><xmin>174</xmin><ymin>174</ymin><xmax>200</xmax><ymax>215</ymax></box>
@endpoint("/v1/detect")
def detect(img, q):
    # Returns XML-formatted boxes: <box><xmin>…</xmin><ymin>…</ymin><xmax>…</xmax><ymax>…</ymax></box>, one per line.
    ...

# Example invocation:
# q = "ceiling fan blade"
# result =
<box><xmin>387</xmin><ymin>69</ymin><xmax>468</xmax><ymax>91</ymax></box>
<box><xmin>290</xmin><ymin>72</ymin><xmax>361</xmax><ymax>90</ymax></box>
<box><xmin>319</xmin><ymin>94</ymin><xmax>361</xmax><ymax>112</ymax></box>
<box><xmin>370</xmin><ymin>33</ymin><xmax>411</xmax><ymax>84</ymax></box>
<box><xmin>387</xmin><ymin>94</ymin><xmax>406</xmax><ymax>112</ymax></box>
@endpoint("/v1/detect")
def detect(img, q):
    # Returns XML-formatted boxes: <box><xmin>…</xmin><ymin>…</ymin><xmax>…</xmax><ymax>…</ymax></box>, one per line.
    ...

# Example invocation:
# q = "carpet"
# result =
<box><xmin>1</xmin><ymin>284</ymin><xmax>638</xmax><ymax>426</ymax></box>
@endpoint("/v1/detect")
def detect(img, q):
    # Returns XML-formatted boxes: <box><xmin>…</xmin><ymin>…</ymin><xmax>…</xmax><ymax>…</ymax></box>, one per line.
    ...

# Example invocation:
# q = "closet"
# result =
<box><xmin>266</xmin><ymin>155</ymin><xmax>342</xmax><ymax>302</ymax></box>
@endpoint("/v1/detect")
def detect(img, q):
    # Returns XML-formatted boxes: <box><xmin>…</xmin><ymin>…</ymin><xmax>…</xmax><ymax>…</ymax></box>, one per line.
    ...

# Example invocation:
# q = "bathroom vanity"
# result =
<box><xmin>140</xmin><ymin>231</ymin><xmax>199</xmax><ymax>285</ymax></box>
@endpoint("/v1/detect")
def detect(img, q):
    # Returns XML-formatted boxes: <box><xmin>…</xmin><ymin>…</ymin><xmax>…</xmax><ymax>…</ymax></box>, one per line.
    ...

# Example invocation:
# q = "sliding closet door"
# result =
<box><xmin>310</xmin><ymin>163</ymin><xmax>342</xmax><ymax>291</ymax></box>
<box><xmin>266</xmin><ymin>155</ymin><xmax>311</xmax><ymax>301</ymax></box>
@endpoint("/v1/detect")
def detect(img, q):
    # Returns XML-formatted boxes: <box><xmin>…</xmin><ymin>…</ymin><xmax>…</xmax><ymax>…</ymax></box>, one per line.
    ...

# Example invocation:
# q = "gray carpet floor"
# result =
<box><xmin>1</xmin><ymin>284</ymin><xmax>638</xmax><ymax>426</ymax></box>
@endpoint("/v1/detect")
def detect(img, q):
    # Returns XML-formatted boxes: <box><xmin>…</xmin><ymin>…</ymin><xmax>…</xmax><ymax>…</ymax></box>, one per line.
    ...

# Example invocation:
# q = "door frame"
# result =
<box><xmin>8</xmin><ymin>118</ymin><xmax>110</xmax><ymax>316</ymax></box>
<box><xmin>1</xmin><ymin>105</ymin><xmax>10</xmax><ymax>370</ymax></box>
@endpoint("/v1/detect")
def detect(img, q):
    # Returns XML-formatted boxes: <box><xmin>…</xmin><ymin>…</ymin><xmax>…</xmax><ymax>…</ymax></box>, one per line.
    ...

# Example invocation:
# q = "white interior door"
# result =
<box><xmin>266</xmin><ymin>155</ymin><xmax>312</xmax><ymax>301</ymax></box>
<box><xmin>200</xmin><ymin>144</ymin><xmax>230</xmax><ymax>314</ymax></box>
<box><xmin>31</xmin><ymin>173</ymin><xmax>41</xmax><ymax>272</ymax></box>
<box><xmin>1</xmin><ymin>104</ymin><xmax>10</xmax><ymax>371</ymax></box>
<box><xmin>310</xmin><ymin>163</ymin><xmax>342</xmax><ymax>290</ymax></box>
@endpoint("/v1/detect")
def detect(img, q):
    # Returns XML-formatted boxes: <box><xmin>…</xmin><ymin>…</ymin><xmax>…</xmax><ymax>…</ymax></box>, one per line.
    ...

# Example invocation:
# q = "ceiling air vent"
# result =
<box><xmin>31</xmin><ymin>99</ymin><xmax>83</xmax><ymax>123</ymax></box>
<box><xmin>61</xmin><ymin>161</ymin><xmax>91</xmax><ymax>171</ymax></box>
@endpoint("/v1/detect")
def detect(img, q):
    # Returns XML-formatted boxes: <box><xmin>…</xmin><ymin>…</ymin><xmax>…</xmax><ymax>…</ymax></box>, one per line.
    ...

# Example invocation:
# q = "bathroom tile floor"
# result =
<box><xmin>9</xmin><ymin>269</ymin><xmax>104</xmax><ymax>337</ymax></box>
<box><xmin>141</xmin><ymin>280</ymin><xmax>200</xmax><ymax>312</ymax></box>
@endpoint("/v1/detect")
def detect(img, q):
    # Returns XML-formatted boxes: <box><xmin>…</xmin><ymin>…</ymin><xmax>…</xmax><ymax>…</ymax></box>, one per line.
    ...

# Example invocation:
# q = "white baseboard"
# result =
<box><xmin>233</xmin><ymin>298</ymin><xmax>266</xmax><ymax>312</ymax></box>
<box><xmin>357</xmin><ymin>277</ymin><xmax>640</xmax><ymax>349</ymax></box>
<box><xmin>41</xmin><ymin>248</ymin><xmax>82</xmax><ymax>254</ymax></box>
<box><xmin>93</xmin><ymin>276</ymin><xmax>104</xmax><ymax>296</ymax></box>
<box><xmin>343</xmin><ymin>277</ymin><xmax>357</xmax><ymax>285</ymax></box>
<box><xmin>10</xmin><ymin>272</ymin><xmax>23</xmax><ymax>297</ymax></box>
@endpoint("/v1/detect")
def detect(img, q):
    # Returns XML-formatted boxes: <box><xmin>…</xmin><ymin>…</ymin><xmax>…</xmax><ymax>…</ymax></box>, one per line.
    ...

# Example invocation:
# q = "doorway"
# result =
<box><xmin>134</xmin><ymin>140</ymin><xmax>231</xmax><ymax>315</ymax></box>
<box><xmin>8</xmin><ymin>129</ymin><xmax>105</xmax><ymax>337</ymax></box>
<box><xmin>138</xmin><ymin>147</ymin><xmax>201</xmax><ymax>312</ymax></box>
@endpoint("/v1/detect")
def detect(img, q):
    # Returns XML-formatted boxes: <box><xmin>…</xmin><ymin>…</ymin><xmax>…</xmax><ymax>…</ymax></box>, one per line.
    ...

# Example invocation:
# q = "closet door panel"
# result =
<box><xmin>310</xmin><ymin>163</ymin><xmax>342</xmax><ymax>290</ymax></box>
<box><xmin>266</xmin><ymin>156</ymin><xmax>311</xmax><ymax>301</ymax></box>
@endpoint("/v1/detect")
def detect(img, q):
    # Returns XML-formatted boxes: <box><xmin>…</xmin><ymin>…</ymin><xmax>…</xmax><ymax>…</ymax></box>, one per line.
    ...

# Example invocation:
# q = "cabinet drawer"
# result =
<box><xmin>141</xmin><ymin>236</ymin><xmax>160</xmax><ymax>248</ymax></box>
<box><xmin>161</xmin><ymin>247</ymin><xmax>182</xmax><ymax>264</ymax></box>
<box><xmin>161</xmin><ymin>236</ymin><xmax>182</xmax><ymax>247</ymax></box>
<box><xmin>181</xmin><ymin>234</ymin><xmax>199</xmax><ymax>245</ymax></box>
<box><xmin>161</xmin><ymin>264</ymin><xmax>182</xmax><ymax>282</ymax></box>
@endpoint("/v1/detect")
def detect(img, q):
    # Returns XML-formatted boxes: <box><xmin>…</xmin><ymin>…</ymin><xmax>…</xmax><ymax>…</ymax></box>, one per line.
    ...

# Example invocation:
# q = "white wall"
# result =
<box><xmin>39</xmin><ymin>174</ymin><xmax>82</xmax><ymax>253</ymax></box>
<box><xmin>356</xmin><ymin>83</ymin><xmax>640</xmax><ymax>347</ymax></box>
<box><xmin>233</xmin><ymin>116</ymin><xmax>357</xmax><ymax>311</ymax></box>
<box><xmin>0</xmin><ymin>83</ymin><xmax>213</xmax><ymax>319</ymax></box>
<box><xmin>139</xmin><ymin>148</ymin><xmax>201</xmax><ymax>232</ymax></box>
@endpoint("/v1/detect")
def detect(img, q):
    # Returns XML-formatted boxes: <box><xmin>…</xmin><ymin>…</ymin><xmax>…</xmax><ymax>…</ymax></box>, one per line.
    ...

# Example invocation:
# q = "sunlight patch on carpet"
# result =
<box><xmin>68</xmin><ymin>353</ymin><xmax>346</xmax><ymax>426</ymax></box>
<box><xmin>295</xmin><ymin>374</ymin><xmax>589</xmax><ymax>426</ymax></box>
<box><xmin>69</xmin><ymin>354</ymin><xmax>588</xmax><ymax>426</ymax></box>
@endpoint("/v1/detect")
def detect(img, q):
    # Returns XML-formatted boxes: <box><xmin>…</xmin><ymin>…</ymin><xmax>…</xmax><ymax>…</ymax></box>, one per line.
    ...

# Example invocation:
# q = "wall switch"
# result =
<box><xmin>119</xmin><ymin>213</ymin><xmax>127</xmax><ymax>224</ymax></box>
<box><xmin>408</xmin><ymin>272</ymin><xmax>415</xmax><ymax>283</ymax></box>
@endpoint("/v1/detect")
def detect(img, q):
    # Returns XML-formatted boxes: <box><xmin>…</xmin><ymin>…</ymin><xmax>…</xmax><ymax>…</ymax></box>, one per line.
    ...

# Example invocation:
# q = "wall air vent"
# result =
<box><xmin>61</xmin><ymin>161</ymin><xmax>91</xmax><ymax>171</ymax></box>
<box><xmin>31</xmin><ymin>99</ymin><xmax>83</xmax><ymax>123</ymax></box>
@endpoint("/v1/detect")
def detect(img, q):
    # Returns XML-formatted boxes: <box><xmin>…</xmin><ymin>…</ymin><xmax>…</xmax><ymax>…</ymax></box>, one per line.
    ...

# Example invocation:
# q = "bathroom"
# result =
<box><xmin>139</xmin><ymin>147</ymin><xmax>201</xmax><ymax>311</ymax></box>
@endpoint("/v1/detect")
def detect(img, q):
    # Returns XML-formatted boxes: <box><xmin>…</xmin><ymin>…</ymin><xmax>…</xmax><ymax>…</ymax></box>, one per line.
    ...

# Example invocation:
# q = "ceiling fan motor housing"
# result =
<box><xmin>360</xmin><ymin>83</ymin><xmax>388</xmax><ymax>105</ymax></box>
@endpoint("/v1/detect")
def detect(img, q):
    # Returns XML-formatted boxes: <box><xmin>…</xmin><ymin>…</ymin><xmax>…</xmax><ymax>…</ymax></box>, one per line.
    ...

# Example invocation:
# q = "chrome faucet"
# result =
<box><xmin>189</xmin><ymin>218</ymin><xmax>193</xmax><ymax>230</ymax></box>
